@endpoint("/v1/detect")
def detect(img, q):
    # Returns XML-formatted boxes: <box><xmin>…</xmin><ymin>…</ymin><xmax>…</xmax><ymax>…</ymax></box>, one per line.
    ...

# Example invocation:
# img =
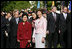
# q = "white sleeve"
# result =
<box><xmin>42</xmin><ymin>19</ymin><xmax>47</xmax><ymax>38</ymax></box>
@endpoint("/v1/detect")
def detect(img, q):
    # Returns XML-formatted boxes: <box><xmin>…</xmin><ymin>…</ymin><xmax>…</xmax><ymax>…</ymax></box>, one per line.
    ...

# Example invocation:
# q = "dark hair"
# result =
<box><xmin>32</xmin><ymin>12</ymin><xmax>38</xmax><ymax>19</ymax></box>
<box><xmin>28</xmin><ymin>12</ymin><xmax>32</xmax><ymax>14</ymax></box>
<box><xmin>32</xmin><ymin>12</ymin><xmax>36</xmax><ymax>14</ymax></box>
<box><xmin>37</xmin><ymin>9</ymin><xmax>43</xmax><ymax>14</ymax></box>
<box><xmin>22</xmin><ymin>12</ymin><xmax>28</xmax><ymax>18</ymax></box>
<box><xmin>63</xmin><ymin>6</ymin><xmax>68</xmax><ymax>11</ymax></box>
<box><xmin>43</xmin><ymin>11</ymin><xmax>47</xmax><ymax>14</ymax></box>
<box><xmin>19</xmin><ymin>11</ymin><xmax>24</xmax><ymax>14</ymax></box>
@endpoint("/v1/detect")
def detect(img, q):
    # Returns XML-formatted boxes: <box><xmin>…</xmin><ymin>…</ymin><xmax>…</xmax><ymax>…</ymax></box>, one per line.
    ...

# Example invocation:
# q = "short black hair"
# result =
<box><xmin>28</xmin><ymin>12</ymin><xmax>32</xmax><ymax>14</ymax></box>
<box><xmin>37</xmin><ymin>9</ymin><xmax>43</xmax><ymax>13</ymax></box>
<box><xmin>22</xmin><ymin>12</ymin><xmax>28</xmax><ymax>18</ymax></box>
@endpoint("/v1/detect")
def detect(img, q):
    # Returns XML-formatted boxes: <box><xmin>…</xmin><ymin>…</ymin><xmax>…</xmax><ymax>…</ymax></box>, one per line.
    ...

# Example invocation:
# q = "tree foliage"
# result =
<box><xmin>1</xmin><ymin>1</ymin><xmax>31</xmax><ymax>12</ymax></box>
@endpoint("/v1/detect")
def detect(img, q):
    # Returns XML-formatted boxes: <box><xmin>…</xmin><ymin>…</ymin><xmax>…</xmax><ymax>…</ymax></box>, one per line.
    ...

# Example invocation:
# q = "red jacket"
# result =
<box><xmin>17</xmin><ymin>21</ymin><xmax>32</xmax><ymax>40</ymax></box>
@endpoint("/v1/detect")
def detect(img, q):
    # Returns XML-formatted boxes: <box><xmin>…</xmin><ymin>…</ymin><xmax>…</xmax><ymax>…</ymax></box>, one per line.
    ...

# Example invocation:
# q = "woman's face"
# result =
<box><xmin>43</xmin><ymin>13</ymin><xmax>47</xmax><ymax>18</ymax></box>
<box><xmin>23</xmin><ymin>15</ymin><xmax>27</xmax><ymax>22</ymax></box>
<box><xmin>37</xmin><ymin>11</ymin><xmax>42</xmax><ymax>18</ymax></box>
<box><xmin>32</xmin><ymin>13</ymin><xmax>36</xmax><ymax>19</ymax></box>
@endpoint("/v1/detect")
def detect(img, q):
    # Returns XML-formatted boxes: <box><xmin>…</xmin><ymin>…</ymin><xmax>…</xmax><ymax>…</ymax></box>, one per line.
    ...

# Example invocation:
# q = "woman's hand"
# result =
<box><xmin>17</xmin><ymin>40</ymin><xmax>20</xmax><ymax>42</ymax></box>
<box><xmin>28</xmin><ymin>40</ymin><xmax>31</xmax><ymax>43</ymax></box>
<box><xmin>42</xmin><ymin>37</ymin><xmax>45</xmax><ymax>43</ymax></box>
<box><xmin>46</xmin><ymin>30</ymin><xmax>49</xmax><ymax>34</ymax></box>
<box><xmin>32</xmin><ymin>22</ymin><xmax>35</xmax><ymax>27</ymax></box>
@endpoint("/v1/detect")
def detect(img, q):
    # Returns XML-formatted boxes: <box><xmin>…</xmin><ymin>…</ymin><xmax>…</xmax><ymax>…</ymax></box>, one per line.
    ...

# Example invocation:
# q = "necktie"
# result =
<box><xmin>53</xmin><ymin>12</ymin><xmax>56</xmax><ymax>21</ymax></box>
<box><xmin>65</xmin><ymin>13</ymin><xmax>67</xmax><ymax>19</ymax></box>
<box><xmin>16</xmin><ymin>18</ymin><xmax>19</xmax><ymax>24</ymax></box>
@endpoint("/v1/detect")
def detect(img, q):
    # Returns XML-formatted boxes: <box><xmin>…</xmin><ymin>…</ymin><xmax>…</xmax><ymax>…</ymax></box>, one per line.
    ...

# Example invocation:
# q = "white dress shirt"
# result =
<box><xmin>8</xmin><ymin>16</ymin><xmax>12</xmax><ymax>21</ymax></box>
<box><xmin>52</xmin><ymin>12</ymin><xmax>56</xmax><ymax>21</ymax></box>
<box><xmin>16</xmin><ymin>18</ymin><xmax>19</xmax><ymax>24</ymax></box>
<box><xmin>28</xmin><ymin>16</ymin><xmax>32</xmax><ymax>19</ymax></box>
<box><xmin>63</xmin><ymin>13</ymin><xmax>67</xmax><ymax>20</ymax></box>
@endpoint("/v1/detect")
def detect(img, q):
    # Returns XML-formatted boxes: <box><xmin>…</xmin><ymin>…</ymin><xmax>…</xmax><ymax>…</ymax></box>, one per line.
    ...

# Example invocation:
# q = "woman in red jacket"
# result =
<box><xmin>17</xmin><ymin>13</ymin><xmax>32</xmax><ymax>48</ymax></box>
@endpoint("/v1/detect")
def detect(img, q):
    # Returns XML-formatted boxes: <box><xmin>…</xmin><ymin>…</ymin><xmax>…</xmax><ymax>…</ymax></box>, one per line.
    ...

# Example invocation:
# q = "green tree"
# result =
<box><xmin>1</xmin><ymin>1</ymin><xmax>31</xmax><ymax>12</ymax></box>
<box><xmin>47</xmin><ymin>1</ymin><xmax>52</xmax><ymax>11</ymax></box>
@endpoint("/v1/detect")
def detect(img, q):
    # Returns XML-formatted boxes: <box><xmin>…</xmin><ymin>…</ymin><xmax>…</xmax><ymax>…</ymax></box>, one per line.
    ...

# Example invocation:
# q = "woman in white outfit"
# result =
<box><xmin>32</xmin><ymin>10</ymin><xmax>47</xmax><ymax>48</ymax></box>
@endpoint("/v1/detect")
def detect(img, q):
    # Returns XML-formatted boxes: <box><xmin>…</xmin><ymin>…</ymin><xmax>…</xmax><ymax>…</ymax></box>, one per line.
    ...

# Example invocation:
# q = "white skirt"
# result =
<box><xmin>35</xmin><ymin>33</ymin><xmax>45</xmax><ymax>48</ymax></box>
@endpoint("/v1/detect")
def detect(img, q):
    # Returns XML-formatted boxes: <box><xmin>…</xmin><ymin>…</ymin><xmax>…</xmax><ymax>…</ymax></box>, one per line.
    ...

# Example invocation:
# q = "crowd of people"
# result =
<box><xmin>1</xmin><ymin>6</ymin><xmax>71</xmax><ymax>48</ymax></box>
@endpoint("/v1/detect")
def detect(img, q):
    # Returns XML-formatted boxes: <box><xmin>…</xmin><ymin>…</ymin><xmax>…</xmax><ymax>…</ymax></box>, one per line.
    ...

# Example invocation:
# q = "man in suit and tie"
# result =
<box><xmin>47</xmin><ymin>6</ymin><xmax>60</xmax><ymax>48</ymax></box>
<box><xmin>47</xmin><ymin>6</ymin><xmax>59</xmax><ymax>48</ymax></box>
<box><xmin>59</xmin><ymin>7</ymin><xmax>71</xmax><ymax>48</ymax></box>
<box><xmin>10</xmin><ymin>9</ymin><xmax>22</xmax><ymax>48</ymax></box>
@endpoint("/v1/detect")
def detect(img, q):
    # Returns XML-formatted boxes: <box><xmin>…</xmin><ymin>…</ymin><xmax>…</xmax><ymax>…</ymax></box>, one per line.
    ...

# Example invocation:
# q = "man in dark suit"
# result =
<box><xmin>59</xmin><ymin>7</ymin><xmax>71</xmax><ymax>48</ymax></box>
<box><xmin>1</xmin><ymin>14</ymin><xmax>7</xmax><ymax>48</ymax></box>
<box><xmin>47</xmin><ymin>6</ymin><xmax>60</xmax><ymax>48</ymax></box>
<box><xmin>10</xmin><ymin>9</ymin><xmax>22</xmax><ymax>48</ymax></box>
<box><xmin>66</xmin><ymin>13</ymin><xmax>71</xmax><ymax>48</ymax></box>
<box><xmin>4</xmin><ymin>12</ymin><xmax>13</xmax><ymax>48</ymax></box>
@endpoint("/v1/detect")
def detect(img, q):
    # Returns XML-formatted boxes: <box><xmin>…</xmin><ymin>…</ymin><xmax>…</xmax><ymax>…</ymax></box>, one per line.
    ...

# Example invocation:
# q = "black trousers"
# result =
<box><xmin>1</xmin><ymin>32</ymin><xmax>10</xmax><ymax>48</ymax></box>
<box><xmin>59</xmin><ymin>29</ymin><xmax>71</xmax><ymax>48</ymax></box>
<box><xmin>1</xmin><ymin>34</ymin><xmax>6</xmax><ymax>48</ymax></box>
<box><xmin>5</xmin><ymin>37</ymin><xmax>9</xmax><ymax>48</ymax></box>
<box><xmin>59</xmin><ymin>30</ymin><xmax>68</xmax><ymax>48</ymax></box>
<box><xmin>59</xmin><ymin>31</ymin><xmax>66</xmax><ymax>48</ymax></box>
<box><xmin>67</xmin><ymin>32</ymin><xmax>71</xmax><ymax>48</ymax></box>
<box><xmin>63</xmin><ymin>30</ymin><xmax>67</xmax><ymax>48</ymax></box>
<box><xmin>10</xmin><ymin>36</ymin><xmax>18</xmax><ymax>48</ymax></box>
<box><xmin>47</xmin><ymin>31</ymin><xmax>58</xmax><ymax>48</ymax></box>
<box><xmin>67</xmin><ymin>28</ymin><xmax>71</xmax><ymax>48</ymax></box>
